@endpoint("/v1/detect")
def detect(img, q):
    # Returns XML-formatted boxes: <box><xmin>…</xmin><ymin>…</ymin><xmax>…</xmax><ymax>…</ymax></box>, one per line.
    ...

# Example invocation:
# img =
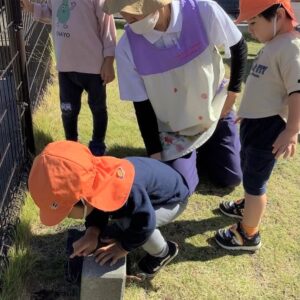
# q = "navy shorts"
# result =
<box><xmin>240</xmin><ymin>115</ymin><xmax>286</xmax><ymax>196</ymax></box>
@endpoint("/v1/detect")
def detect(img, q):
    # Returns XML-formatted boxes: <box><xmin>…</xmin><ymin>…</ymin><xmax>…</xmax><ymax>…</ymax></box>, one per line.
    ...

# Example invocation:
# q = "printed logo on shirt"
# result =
<box><xmin>56</xmin><ymin>31</ymin><xmax>71</xmax><ymax>38</ymax></box>
<box><xmin>56</xmin><ymin>0</ymin><xmax>76</xmax><ymax>29</ymax></box>
<box><xmin>250</xmin><ymin>63</ymin><xmax>268</xmax><ymax>78</ymax></box>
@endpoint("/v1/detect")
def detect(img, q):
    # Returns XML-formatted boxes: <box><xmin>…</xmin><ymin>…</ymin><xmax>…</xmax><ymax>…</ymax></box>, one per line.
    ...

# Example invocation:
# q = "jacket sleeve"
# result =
<box><xmin>33</xmin><ymin>0</ymin><xmax>52</xmax><ymax>24</ymax></box>
<box><xmin>96</xmin><ymin>0</ymin><xmax>116</xmax><ymax>57</ymax></box>
<box><xmin>85</xmin><ymin>209</ymin><xmax>109</xmax><ymax>232</ymax></box>
<box><xmin>119</xmin><ymin>185</ymin><xmax>156</xmax><ymax>252</ymax></box>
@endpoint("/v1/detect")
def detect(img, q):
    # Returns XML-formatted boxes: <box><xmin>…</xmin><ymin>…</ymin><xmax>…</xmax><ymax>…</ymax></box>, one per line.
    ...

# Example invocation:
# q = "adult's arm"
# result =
<box><xmin>228</xmin><ymin>37</ymin><xmax>248</xmax><ymax>93</ymax></box>
<box><xmin>133</xmin><ymin>100</ymin><xmax>162</xmax><ymax>156</ymax></box>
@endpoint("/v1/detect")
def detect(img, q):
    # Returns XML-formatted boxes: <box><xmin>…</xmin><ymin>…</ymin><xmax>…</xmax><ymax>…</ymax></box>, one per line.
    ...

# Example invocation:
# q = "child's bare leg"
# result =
<box><xmin>241</xmin><ymin>193</ymin><xmax>267</xmax><ymax>235</ymax></box>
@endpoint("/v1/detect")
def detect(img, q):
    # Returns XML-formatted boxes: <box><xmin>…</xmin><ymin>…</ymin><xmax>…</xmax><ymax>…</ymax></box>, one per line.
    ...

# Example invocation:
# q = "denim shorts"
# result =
<box><xmin>240</xmin><ymin>115</ymin><xmax>286</xmax><ymax>196</ymax></box>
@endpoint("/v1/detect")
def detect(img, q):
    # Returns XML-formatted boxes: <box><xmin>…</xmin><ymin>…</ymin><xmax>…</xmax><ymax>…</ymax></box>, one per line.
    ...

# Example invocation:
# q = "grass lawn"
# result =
<box><xmin>1</xmin><ymin>27</ymin><xmax>299</xmax><ymax>300</ymax></box>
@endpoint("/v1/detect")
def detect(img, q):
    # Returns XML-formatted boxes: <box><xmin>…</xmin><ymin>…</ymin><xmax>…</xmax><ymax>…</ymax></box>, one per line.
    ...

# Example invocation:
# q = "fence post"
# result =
<box><xmin>11</xmin><ymin>0</ymin><xmax>36</xmax><ymax>155</ymax></box>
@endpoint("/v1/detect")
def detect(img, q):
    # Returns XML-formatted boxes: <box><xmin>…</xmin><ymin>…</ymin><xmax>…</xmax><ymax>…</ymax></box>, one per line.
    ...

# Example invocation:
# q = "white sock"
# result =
<box><xmin>154</xmin><ymin>242</ymin><xmax>169</xmax><ymax>258</ymax></box>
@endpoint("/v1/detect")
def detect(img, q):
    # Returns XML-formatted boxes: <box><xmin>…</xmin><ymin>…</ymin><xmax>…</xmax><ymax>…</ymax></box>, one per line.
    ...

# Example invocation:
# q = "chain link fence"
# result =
<box><xmin>0</xmin><ymin>0</ymin><xmax>51</xmax><ymax>282</ymax></box>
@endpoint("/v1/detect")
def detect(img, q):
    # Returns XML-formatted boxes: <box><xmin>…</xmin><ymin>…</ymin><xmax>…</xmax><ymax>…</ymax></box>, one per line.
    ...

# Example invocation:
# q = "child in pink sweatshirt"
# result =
<box><xmin>22</xmin><ymin>0</ymin><xmax>116</xmax><ymax>155</ymax></box>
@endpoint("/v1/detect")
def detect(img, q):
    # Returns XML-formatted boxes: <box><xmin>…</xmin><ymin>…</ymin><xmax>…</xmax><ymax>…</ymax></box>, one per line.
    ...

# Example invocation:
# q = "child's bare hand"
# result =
<box><xmin>70</xmin><ymin>227</ymin><xmax>100</xmax><ymax>258</ymax></box>
<box><xmin>100</xmin><ymin>57</ymin><xmax>115</xmax><ymax>85</ymax></box>
<box><xmin>272</xmin><ymin>129</ymin><xmax>298</xmax><ymax>159</ymax></box>
<box><xmin>93</xmin><ymin>242</ymin><xmax>128</xmax><ymax>266</ymax></box>
<box><xmin>20</xmin><ymin>0</ymin><xmax>34</xmax><ymax>12</ymax></box>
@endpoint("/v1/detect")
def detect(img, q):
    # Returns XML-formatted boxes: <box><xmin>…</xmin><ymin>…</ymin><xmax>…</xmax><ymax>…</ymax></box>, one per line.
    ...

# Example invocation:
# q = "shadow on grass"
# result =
<box><xmin>195</xmin><ymin>176</ymin><xmax>236</xmax><ymax>197</ymax></box>
<box><xmin>30</xmin><ymin>229</ymin><xmax>81</xmax><ymax>300</ymax></box>
<box><xmin>163</xmin><ymin>216</ymin><xmax>254</xmax><ymax>263</ymax></box>
<box><xmin>107</xmin><ymin>145</ymin><xmax>146</xmax><ymax>158</ymax></box>
<box><xmin>28</xmin><ymin>215</ymin><xmax>253</xmax><ymax>297</ymax></box>
<box><xmin>128</xmin><ymin>215</ymin><xmax>254</xmax><ymax>292</ymax></box>
<box><xmin>33</xmin><ymin>128</ymin><xmax>54</xmax><ymax>155</ymax></box>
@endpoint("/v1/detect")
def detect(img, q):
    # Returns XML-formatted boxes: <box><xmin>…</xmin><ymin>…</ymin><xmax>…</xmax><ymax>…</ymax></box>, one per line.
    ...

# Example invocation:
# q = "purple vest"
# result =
<box><xmin>125</xmin><ymin>0</ymin><xmax>209</xmax><ymax>76</ymax></box>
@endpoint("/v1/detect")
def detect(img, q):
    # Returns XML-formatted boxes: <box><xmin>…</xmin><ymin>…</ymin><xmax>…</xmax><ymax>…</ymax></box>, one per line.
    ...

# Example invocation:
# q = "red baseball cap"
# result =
<box><xmin>28</xmin><ymin>141</ymin><xmax>135</xmax><ymax>226</ymax></box>
<box><xmin>236</xmin><ymin>0</ymin><xmax>298</xmax><ymax>26</ymax></box>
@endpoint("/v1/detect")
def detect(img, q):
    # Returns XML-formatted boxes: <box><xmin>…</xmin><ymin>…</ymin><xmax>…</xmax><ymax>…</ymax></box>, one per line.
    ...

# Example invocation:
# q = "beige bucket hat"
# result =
<box><xmin>103</xmin><ymin>0</ymin><xmax>172</xmax><ymax>15</ymax></box>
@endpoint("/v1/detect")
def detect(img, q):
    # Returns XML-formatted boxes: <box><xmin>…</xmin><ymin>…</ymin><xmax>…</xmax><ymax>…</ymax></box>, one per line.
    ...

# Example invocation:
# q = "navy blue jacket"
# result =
<box><xmin>85</xmin><ymin>157</ymin><xmax>189</xmax><ymax>252</ymax></box>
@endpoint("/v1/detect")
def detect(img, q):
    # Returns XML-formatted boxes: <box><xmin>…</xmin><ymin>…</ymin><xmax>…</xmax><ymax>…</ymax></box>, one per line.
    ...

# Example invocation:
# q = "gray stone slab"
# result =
<box><xmin>80</xmin><ymin>252</ymin><xmax>126</xmax><ymax>300</ymax></box>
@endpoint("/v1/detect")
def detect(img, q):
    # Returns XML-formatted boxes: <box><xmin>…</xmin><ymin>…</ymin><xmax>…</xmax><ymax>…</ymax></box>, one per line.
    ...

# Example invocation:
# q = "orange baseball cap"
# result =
<box><xmin>236</xmin><ymin>0</ymin><xmax>298</xmax><ymax>25</ymax></box>
<box><xmin>28</xmin><ymin>141</ymin><xmax>135</xmax><ymax>226</ymax></box>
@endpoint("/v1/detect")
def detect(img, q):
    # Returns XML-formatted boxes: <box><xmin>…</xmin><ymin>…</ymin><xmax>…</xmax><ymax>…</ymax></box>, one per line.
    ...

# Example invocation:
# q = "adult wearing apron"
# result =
<box><xmin>104</xmin><ymin>0</ymin><xmax>248</xmax><ymax>193</ymax></box>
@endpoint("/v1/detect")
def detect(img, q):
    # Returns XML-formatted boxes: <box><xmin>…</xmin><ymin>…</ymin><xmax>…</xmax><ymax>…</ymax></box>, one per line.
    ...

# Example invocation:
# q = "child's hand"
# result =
<box><xmin>93</xmin><ymin>242</ymin><xmax>128</xmax><ymax>266</ymax></box>
<box><xmin>20</xmin><ymin>0</ymin><xmax>34</xmax><ymax>12</ymax></box>
<box><xmin>70</xmin><ymin>227</ymin><xmax>100</xmax><ymax>258</ymax></box>
<box><xmin>100</xmin><ymin>57</ymin><xmax>115</xmax><ymax>85</ymax></box>
<box><xmin>272</xmin><ymin>129</ymin><xmax>298</xmax><ymax>159</ymax></box>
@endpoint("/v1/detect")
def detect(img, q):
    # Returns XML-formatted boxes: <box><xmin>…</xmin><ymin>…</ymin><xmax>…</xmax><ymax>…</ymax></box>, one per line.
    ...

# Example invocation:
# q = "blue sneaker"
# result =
<box><xmin>215</xmin><ymin>222</ymin><xmax>261</xmax><ymax>251</ymax></box>
<box><xmin>219</xmin><ymin>198</ymin><xmax>245</xmax><ymax>219</ymax></box>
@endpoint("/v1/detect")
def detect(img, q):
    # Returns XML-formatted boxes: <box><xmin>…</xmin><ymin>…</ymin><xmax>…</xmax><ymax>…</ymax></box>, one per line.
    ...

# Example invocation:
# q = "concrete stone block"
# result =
<box><xmin>80</xmin><ymin>255</ymin><xmax>126</xmax><ymax>300</ymax></box>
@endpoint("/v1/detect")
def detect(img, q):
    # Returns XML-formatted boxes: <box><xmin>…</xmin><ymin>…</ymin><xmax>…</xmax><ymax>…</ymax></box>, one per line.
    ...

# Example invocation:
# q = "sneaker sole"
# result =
<box><xmin>219</xmin><ymin>207</ymin><xmax>243</xmax><ymax>219</ymax></box>
<box><xmin>137</xmin><ymin>244</ymin><xmax>179</xmax><ymax>279</ymax></box>
<box><xmin>215</xmin><ymin>238</ymin><xmax>262</xmax><ymax>251</ymax></box>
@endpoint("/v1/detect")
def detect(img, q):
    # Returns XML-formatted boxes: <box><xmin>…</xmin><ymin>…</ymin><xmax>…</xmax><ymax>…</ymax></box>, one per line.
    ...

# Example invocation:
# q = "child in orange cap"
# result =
<box><xmin>215</xmin><ymin>0</ymin><xmax>300</xmax><ymax>250</ymax></box>
<box><xmin>28</xmin><ymin>141</ymin><xmax>191</xmax><ymax>278</ymax></box>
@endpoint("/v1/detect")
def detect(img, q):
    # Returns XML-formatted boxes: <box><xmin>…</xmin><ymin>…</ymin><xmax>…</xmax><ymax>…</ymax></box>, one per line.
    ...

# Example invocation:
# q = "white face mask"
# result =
<box><xmin>129</xmin><ymin>11</ymin><xmax>160</xmax><ymax>35</ymax></box>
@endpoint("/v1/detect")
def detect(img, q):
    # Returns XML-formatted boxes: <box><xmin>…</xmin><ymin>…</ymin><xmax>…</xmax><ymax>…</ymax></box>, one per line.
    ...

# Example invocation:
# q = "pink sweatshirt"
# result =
<box><xmin>33</xmin><ymin>0</ymin><xmax>116</xmax><ymax>74</ymax></box>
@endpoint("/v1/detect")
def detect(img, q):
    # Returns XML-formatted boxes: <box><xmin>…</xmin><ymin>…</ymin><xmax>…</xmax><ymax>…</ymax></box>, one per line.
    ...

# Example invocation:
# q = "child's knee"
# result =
<box><xmin>61</xmin><ymin>102</ymin><xmax>80</xmax><ymax>117</ymax></box>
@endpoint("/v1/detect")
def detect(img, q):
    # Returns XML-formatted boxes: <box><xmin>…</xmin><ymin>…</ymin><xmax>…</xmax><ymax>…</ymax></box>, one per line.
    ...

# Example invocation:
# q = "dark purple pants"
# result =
<box><xmin>167</xmin><ymin>111</ymin><xmax>242</xmax><ymax>195</ymax></box>
<box><xmin>197</xmin><ymin>111</ymin><xmax>242</xmax><ymax>187</ymax></box>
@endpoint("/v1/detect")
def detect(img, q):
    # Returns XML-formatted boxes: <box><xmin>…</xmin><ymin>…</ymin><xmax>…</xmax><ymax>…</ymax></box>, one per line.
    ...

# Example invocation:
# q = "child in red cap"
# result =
<box><xmin>28</xmin><ymin>141</ymin><xmax>191</xmax><ymax>278</ymax></box>
<box><xmin>215</xmin><ymin>0</ymin><xmax>300</xmax><ymax>251</ymax></box>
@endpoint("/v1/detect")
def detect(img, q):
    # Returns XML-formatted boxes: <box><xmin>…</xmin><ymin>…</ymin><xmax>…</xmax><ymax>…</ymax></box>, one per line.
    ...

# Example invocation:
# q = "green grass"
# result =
<box><xmin>0</xmin><ymin>194</ymin><xmax>37</xmax><ymax>300</ymax></box>
<box><xmin>1</xmin><ymin>28</ymin><xmax>299</xmax><ymax>299</ymax></box>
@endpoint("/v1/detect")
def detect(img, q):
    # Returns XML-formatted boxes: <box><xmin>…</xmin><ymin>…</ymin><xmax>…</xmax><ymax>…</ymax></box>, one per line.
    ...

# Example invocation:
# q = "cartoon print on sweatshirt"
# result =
<box><xmin>56</xmin><ymin>0</ymin><xmax>76</xmax><ymax>29</ymax></box>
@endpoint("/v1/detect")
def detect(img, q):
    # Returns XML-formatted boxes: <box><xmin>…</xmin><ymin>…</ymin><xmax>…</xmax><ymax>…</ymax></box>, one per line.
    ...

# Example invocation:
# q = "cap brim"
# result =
<box><xmin>234</xmin><ymin>13</ymin><xmax>251</xmax><ymax>24</ymax></box>
<box><xmin>39</xmin><ymin>205</ymin><xmax>73</xmax><ymax>226</ymax></box>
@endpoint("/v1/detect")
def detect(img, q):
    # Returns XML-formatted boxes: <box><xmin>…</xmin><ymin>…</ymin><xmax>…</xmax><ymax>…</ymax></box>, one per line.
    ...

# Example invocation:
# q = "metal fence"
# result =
<box><xmin>0</xmin><ymin>0</ymin><xmax>51</xmax><ymax>279</ymax></box>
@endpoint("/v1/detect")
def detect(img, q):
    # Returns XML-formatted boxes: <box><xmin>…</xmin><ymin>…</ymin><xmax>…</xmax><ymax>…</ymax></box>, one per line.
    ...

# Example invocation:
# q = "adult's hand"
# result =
<box><xmin>220</xmin><ymin>91</ymin><xmax>239</xmax><ymax>118</ymax></box>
